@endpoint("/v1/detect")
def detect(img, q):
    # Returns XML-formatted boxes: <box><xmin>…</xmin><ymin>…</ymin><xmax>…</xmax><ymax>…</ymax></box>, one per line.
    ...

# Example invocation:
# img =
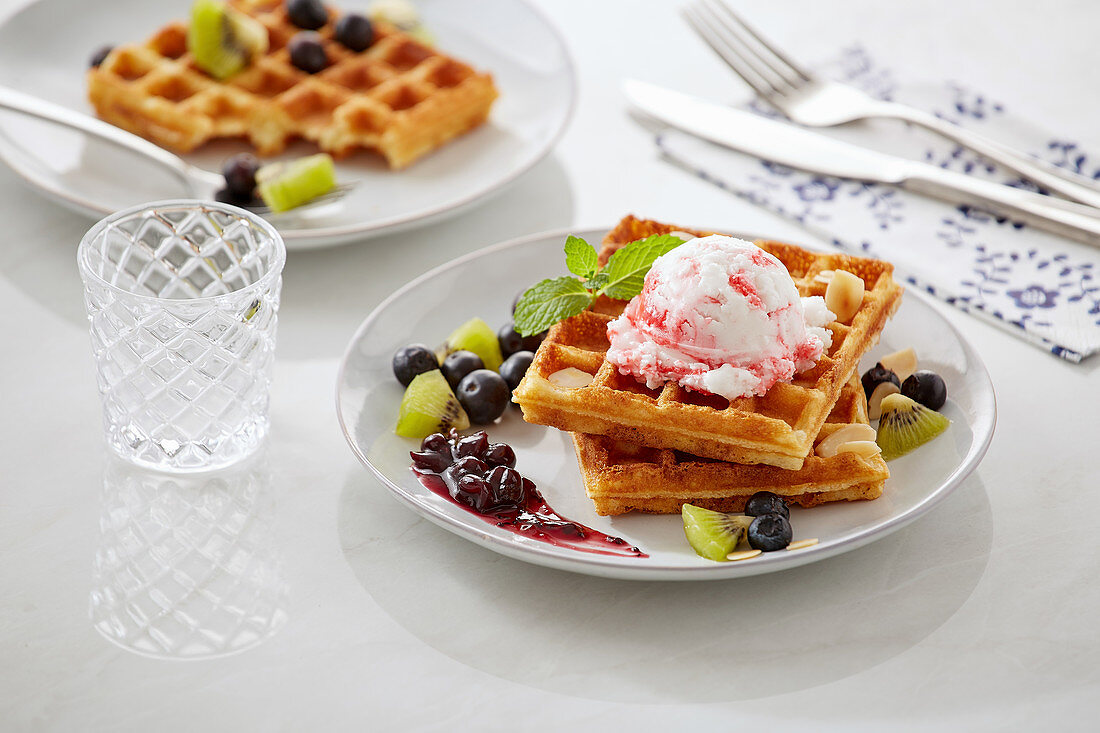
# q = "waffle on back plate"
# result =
<box><xmin>573</xmin><ymin>374</ymin><xmax>889</xmax><ymax>515</ymax></box>
<box><xmin>512</xmin><ymin>216</ymin><xmax>903</xmax><ymax>470</ymax></box>
<box><xmin>87</xmin><ymin>0</ymin><xmax>498</xmax><ymax>168</ymax></box>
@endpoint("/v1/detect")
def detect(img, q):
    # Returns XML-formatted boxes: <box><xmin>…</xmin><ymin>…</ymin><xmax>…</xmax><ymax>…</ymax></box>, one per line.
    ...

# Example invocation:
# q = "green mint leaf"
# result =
<box><xmin>563</xmin><ymin>236</ymin><xmax>598</xmax><ymax>281</ymax></box>
<box><xmin>584</xmin><ymin>271</ymin><xmax>609</xmax><ymax>291</ymax></box>
<box><xmin>514</xmin><ymin>276</ymin><xmax>593</xmax><ymax>336</ymax></box>
<box><xmin>597</xmin><ymin>234</ymin><xmax>685</xmax><ymax>300</ymax></box>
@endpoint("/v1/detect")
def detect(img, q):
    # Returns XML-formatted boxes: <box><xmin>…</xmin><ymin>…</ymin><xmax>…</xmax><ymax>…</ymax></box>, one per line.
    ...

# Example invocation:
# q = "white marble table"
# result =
<box><xmin>2</xmin><ymin>0</ymin><xmax>1099</xmax><ymax>730</ymax></box>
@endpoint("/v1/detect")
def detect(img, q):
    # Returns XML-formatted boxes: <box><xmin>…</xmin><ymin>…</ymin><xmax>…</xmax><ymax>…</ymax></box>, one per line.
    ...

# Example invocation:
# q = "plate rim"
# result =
<box><xmin>335</xmin><ymin>225</ymin><xmax>998</xmax><ymax>580</ymax></box>
<box><xmin>0</xmin><ymin>0</ymin><xmax>578</xmax><ymax>247</ymax></box>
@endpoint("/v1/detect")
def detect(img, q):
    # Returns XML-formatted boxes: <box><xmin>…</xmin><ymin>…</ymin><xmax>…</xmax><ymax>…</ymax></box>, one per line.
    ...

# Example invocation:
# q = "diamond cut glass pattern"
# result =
<box><xmin>79</xmin><ymin>201</ymin><xmax>285</xmax><ymax>471</ymax></box>
<box><xmin>89</xmin><ymin>456</ymin><xmax>288</xmax><ymax>659</ymax></box>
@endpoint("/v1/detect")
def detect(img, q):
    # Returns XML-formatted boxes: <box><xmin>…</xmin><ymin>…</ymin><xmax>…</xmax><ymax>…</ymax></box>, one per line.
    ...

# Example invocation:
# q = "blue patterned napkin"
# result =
<box><xmin>655</xmin><ymin>46</ymin><xmax>1100</xmax><ymax>362</ymax></box>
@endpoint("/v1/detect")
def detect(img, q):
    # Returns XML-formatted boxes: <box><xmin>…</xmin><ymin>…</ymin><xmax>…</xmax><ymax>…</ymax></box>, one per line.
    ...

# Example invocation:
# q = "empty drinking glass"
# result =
<box><xmin>78</xmin><ymin>200</ymin><xmax>285</xmax><ymax>472</ymax></box>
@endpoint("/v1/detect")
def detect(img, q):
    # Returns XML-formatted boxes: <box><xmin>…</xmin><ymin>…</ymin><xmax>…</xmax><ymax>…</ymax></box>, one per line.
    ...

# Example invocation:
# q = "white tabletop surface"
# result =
<box><xmin>2</xmin><ymin>0</ymin><xmax>1099</xmax><ymax>730</ymax></box>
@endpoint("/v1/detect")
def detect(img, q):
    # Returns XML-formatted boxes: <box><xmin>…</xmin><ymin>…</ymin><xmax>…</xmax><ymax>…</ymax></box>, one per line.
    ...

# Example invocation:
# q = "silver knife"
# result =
<box><xmin>624</xmin><ymin>79</ymin><xmax>1100</xmax><ymax>247</ymax></box>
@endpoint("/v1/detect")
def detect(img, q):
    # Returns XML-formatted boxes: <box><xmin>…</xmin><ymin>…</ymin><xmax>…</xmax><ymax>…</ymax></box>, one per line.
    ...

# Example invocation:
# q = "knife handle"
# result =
<box><xmin>902</xmin><ymin>166</ymin><xmax>1100</xmax><ymax>247</ymax></box>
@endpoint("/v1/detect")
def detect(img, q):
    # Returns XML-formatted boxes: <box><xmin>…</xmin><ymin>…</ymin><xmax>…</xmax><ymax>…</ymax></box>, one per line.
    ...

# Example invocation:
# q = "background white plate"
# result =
<box><xmin>336</xmin><ymin>227</ymin><xmax>997</xmax><ymax>580</ymax></box>
<box><xmin>0</xmin><ymin>0</ymin><xmax>575</xmax><ymax>249</ymax></box>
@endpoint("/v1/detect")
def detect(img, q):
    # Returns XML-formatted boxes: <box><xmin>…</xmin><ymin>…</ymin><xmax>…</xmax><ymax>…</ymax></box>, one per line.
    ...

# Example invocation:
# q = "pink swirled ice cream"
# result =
<box><xmin>605</xmin><ymin>235</ymin><xmax>835</xmax><ymax>400</ymax></box>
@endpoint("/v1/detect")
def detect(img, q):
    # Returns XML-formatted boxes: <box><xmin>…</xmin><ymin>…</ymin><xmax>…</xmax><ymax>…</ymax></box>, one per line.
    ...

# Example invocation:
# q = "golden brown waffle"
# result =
<box><xmin>512</xmin><ymin>215</ymin><xmax>903</xmax><ymax>469</ymax></box>
<box><xmin>86</xmin><ymin>0</ymin><xmax>498</xmax><ymax>168</ymax></box>
<box><xmin>573</xmin><ymin>374</ymin><xmax>889</xmax><ymax>515</ymax></box>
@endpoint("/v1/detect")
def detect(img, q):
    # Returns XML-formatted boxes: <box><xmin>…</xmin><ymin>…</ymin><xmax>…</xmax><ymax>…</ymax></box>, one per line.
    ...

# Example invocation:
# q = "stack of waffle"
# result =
<box><xmin>87</xmin><ymin>0</ymin><xmax>498</xmax><ymax>168</ymax></box>
<box><xmin>513</xmin><ymin>216</ymin><xmax>904</xmax><ymax>515</ymax></box>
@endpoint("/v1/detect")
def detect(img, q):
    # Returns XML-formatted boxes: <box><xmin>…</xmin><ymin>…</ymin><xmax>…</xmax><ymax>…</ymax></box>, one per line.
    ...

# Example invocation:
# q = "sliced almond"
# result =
<box><xmin>726</xmin><ymin>549</ymin><xmax>762</xmax><ymax>562</ymax></box>
<box><xmin>867</xmin><ymin>380</ymin><xmax>901</xmax><ymax>421</ymax></box>
<box><xmin>835</xmin><ymin>440</ymin><xmax>883</xmax><ymax>458</ymax></box>
<box><xmin>548</xmin><ymin>367</ymin><xmax>594</xmax><ymax>388</ymax></box>
<box><xmin>879</xmin><ymin>347</ymin><xmax>918</xmax><ymax>381</ymax></box>
<box><xmin>824</xmin><ymin>270</ymin><xmax>865</xmax><ymax>323</ymax></box>
<box><xmin>815</xmin><ymin>423</ymin><xmax>877</xmax><ymax>458</ymax></box>
<box><xmin>669</xmin><ymin>230</ymin><xmax>697</xmax><ymax>242</ymax></box>
<box><xmin>787</xmin><ymin>538</ymin><xmax>819</xmax><ymax>551</ymax></box>
<box><xmin>813</xmin><ymin>270</ymin><xmax>835</xmax><ymax>285</ymax></box>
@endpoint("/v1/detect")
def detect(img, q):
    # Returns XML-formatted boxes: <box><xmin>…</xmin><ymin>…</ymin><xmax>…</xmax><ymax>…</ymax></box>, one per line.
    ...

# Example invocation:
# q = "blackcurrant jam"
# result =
<box><xmin>411</xmin><ymin>430</ymin><xmax>647</xmax><ymax>558</ymax></box>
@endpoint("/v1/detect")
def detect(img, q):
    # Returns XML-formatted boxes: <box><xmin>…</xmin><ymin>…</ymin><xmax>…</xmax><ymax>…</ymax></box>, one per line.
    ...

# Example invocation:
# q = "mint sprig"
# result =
<box><xmin>513</xmin><ymin>233</ymin><xmax>685</xmax><ymax>336</ymax></box>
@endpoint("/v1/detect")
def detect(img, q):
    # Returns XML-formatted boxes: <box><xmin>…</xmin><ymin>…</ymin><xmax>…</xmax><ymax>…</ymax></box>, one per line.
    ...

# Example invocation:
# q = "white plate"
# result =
<box><xmin>0</xmin><ymin>0</ymin><xmax>575</xmax><ymax>249</ymax></box>
<box><xmin>336</xmin><ymin>227</ymin><xmax>997</xmax><ymax>580</ymax></box>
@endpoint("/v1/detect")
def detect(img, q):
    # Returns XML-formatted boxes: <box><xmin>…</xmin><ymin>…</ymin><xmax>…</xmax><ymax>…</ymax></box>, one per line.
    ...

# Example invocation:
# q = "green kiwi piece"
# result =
<box><xmin>395</xmin><ymin>370</ymin><xmax>470</xmax><ymax>439</ymax></box>
<box><xmin>188</xmin><ymin>0</ymin><xmax>268</xmax><ymax>81</ymax></box>
<box><xmin>682</xmin><ymin>504</ymin><xmax>753</xmax><ymax>562</ymax></box>
<box><xmin>436</xmin><ymin>318</ymin><xmax>503</xmax><ymax>372</ymax></box>
<box><xmin>876</xmin><ymin>393</ymin><xmax>950</xmax><ymax>461</ymax></box>
<box><xmin>256</xmin><ymin>154</ymin><xmax>337</xmax><ymax>213</ymax></box>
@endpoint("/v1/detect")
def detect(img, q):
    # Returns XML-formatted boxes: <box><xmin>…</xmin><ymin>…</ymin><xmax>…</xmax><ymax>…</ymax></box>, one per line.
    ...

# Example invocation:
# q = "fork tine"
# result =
<box><xmin>705</xmin><ymin>0</ymin><xmax>813</xmax><ymax>84</ymax></box>
<box><xmin>682</xmin><ymin>5</ymin><xmax>786</xmax><ymax>99</ymax></box>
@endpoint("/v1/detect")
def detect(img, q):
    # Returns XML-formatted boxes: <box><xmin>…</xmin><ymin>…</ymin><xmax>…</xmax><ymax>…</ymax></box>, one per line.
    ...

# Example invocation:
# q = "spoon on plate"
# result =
<box><xmin>0</xmin><ymin>84</ymin><xmax>353</xmax><ymax>217</ymax></box>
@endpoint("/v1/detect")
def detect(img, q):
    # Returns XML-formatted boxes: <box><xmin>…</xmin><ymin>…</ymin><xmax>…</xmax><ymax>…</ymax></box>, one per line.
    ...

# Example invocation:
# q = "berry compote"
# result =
<box><xmin>411</xmin><ymin>430</ymin><xmax>646</xmax><ymax>558</ymax></box>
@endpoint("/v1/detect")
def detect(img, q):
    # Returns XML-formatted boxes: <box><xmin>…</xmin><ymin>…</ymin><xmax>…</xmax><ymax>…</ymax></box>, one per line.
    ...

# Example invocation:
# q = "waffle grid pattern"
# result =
<box><xmin>573</xmin><ymin>375</ymin><xmax>889</xmax><ymax>515</ymax></box>
<box><xmin>87</xmin><ymin>0</ymin><xmax>498</xmax><ymax>167</ymax></box>
<box><xmin>513</xmin><ymin>216</ymin><xmax>903</xmax><ymax>469</ymax></box>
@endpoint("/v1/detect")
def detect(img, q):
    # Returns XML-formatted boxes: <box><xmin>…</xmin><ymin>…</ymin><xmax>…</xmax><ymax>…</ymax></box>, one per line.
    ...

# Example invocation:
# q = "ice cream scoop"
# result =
<box><xmin>605</xmin><ymin>235</ymin><xmax>835</xmax><ymax>400</ymax></box>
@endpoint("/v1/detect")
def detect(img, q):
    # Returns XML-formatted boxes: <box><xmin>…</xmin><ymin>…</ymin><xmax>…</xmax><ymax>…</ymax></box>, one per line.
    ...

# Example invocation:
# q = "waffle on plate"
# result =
<box><xmin>572</xmin><ymin>373</ymin><xmax>890</xmax><ymax>516</ymax></box>
<box><xmin>512</xmin><ymin>216</ymin><xmax>903</xmax><ymax>470</ymax></box>
<box><xmin>87</xmin><ymin>0</ymin><xmax>498</xmax><ymax>168</ymax></box>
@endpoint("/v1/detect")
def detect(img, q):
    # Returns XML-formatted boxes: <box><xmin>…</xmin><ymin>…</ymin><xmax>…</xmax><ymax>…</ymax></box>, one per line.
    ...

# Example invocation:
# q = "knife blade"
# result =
<box><xmin>623</xmin><ymin>79</ymin><xmax>1100</xmax><ymax>247</ymax></box>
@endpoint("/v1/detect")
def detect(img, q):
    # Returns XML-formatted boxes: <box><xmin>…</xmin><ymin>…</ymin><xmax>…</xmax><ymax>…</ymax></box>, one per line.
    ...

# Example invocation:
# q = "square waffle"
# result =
<box><xmin>512</xmin><ymin>215</ymin><xmax>903</xmax><ymax>470</ymax></box>
<box><xmin>86</xmin><ymin>0</ymin><xmax>498</xmax><ymax>168</ymax></box>
<box><xmin>572</xmin><ymin>374</ymin><xmax>889</xmax><ymax>515</ymax></box>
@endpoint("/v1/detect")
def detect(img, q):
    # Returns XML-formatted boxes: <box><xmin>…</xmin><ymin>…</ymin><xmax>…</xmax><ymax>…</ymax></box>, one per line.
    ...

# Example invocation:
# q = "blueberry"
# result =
<box><xmin>454</xmin><ymin>474</ymin><xmax>491</xmax><ymax>510</ymax></box>
<box><xmin>521</xmin><ymin>331</ymin><xmax>545</xmax><ymax>352</ymax></box>
<box><xmin>499</xmin><ymin>351</ymin><xmax>534</xmax><ymax>392</ymax></box>
<box><xmin>455</xmin><ymin>431</ymin><xmax>489</xmax><ymax>460</ymax></box>
<box><xmin>441</xmin><ymin>350</ymin><xmax>483</xmax><ymax>389</ymax></box>
<box><xmin>901</xmin><ymin>370</ymin><xmax>947</xmax><ymax>411</ymax></box>
<box><xmin>861</xmin><ymin>362</ymin><xmax>900</xmax><ymax>401</ymax></box>
<box><xmin>89</xmin><ymin>45</ymin><xmax>113</xmax><ymax>68</ymax></box>
<box><xmin>511</xmin><ymin>290</ymin><xmax>525</xmax><ymax>316</ymax></box>
<box><xmin>288</xmin><ymin>32</ymin><xmax>328</xmax><ymax>73</ymax></box>
<box><xmin>410</xmin><ymin>449</ymin><xmax>450</xmax><ymax>473</ymax></box>
<box><xmin>451</xmin><ymin>456</ymin><xmax>486</xmax><ymax>477</ymax></box>
<box><xmin>747</xmin><ymin>513</ymin><xmax>793</xmax><ymax>552</ymax></box>
<box><xmin>214</xmin><ymin>187</ymin><xmax>261</xmax><ymax>209</ymax></box>
<box><xmin>484</xmin><ymin>442</ymin><xmax>516</xmax><ymax>469</ymax></box>
<box><xmin>286</xmin><ymin>0</ymin><xmax>328</xmax><ymax>29</ymax></box>
<box><xmin>420</xmin><ymin>432</ymin><xmax>449</xmax><ymax>454</ymax></box>
<box><xmin>456</xmin><ymin>369</ymin><xmax>510</xmax><ymax>425</ymax></box>
<box><xmin>334</xmin><ymin>13</ymin><xmax>374</xmax><ymax>51</ymax></box>
<box><xmin>497</xmin><ymin>322</ymin><xmax>524</xmax><ymax>358</ymax></box>
<box><xmin>392</xmin><ymin>343</ymin><xmax>437</xmax><ymax>386</ymax></box>
<box><xmin>744</xmin><ymin>491</ymin><xmax>789</xmax><ymax>519</ymax></box>
<box><xmin>487</xmin><ymin>465</ymin><xmax>525</xmax><ymax>506</ymax></box>
<box><xmin>221</xmin><ymin>154</ymin><xmax>261</xmax><ymax>197</ymax></box>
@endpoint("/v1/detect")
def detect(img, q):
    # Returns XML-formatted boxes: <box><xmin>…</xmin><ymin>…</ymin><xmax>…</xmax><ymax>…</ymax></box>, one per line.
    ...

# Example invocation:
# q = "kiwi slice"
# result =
<box><xmin>188</xmin><ymin>0</ymin><xmax>268</xmax><ymax>80</ymax></box>
<box><xmin>437</xmin><ymin>318</ymin><xmax>503</xmax><ymax>372</ymax></box>
<box><xmin>395</xmin><ymin>370</ymin><xmax>470</xmax><ymax>439</ymax></box>
<box><xmin>682</xmin><ymin>504</ymin><xmax>753</xmax><ymax>562</ymax></box>
<box><xmin>256</xmin><ymin>154</ymin><xmax>336</xmax><ymax>213</ymax></box>
<box><xmin>876</xmin><ymin>393</ymin><xmax>950</xmax><ymax>461</ymax></box>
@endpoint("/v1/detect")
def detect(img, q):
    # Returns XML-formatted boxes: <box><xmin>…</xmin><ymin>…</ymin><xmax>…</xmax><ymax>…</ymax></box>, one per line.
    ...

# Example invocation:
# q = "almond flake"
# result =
<box><xmin>726</xmin><ymin>549</ymin><xmax>762</xmax><ymax>561</ymax></box>
<box><xmin>548</xmin><ymin>367</ymin><xmax>594</xmax><ymax>388</ymax></box>
<box><xmin>786</xmin><ymin>538</ymin><xmax>819</xmax><ymax>551</ymax></box>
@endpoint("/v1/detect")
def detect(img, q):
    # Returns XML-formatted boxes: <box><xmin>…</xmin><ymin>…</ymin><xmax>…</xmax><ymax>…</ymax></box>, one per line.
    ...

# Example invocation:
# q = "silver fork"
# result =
<box><xmin>682</xmin><ymin>0</ymin><xmax>1100</xmax><ymax>210</ymax></box>
<box><xmin>0</xmin><ymin>85</ymin><xmax>353</xmax><ymax>218</ymax></box>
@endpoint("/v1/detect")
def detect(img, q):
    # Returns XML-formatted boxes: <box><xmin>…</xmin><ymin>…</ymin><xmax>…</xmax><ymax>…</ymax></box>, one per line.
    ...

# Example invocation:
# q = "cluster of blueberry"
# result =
<box><xmin>412</xmin><ymin>430</ymin><xmax>528</xmax><ymax>514</ymax></box>
<box><xmin>394</xmin><ymin>304</ymin><xmax>544</xmax><ymax>427</ymax></box>
<box><xmin>286</xmin><ymin>0</ymin><xmax>376</xmax><ymax>74</ymax></box>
